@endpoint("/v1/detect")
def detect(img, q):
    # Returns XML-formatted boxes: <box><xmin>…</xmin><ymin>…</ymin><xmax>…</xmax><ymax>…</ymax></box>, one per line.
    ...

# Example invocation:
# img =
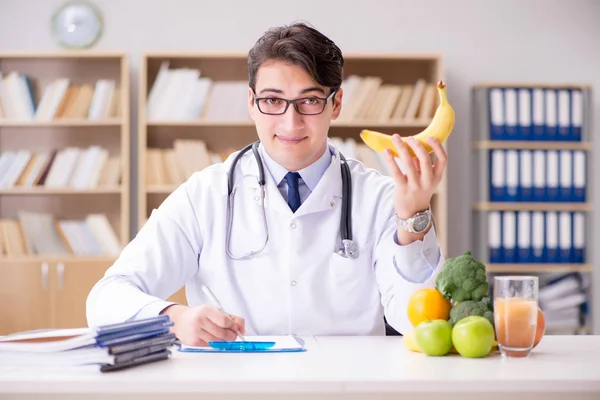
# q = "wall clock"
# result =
<box><xmin>51</xmin><ymin>1</ymin><xmax>103</xmax><ymax>49</ymax></box>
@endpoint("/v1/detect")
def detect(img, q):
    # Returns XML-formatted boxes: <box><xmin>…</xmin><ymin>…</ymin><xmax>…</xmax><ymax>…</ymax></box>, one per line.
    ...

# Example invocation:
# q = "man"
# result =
<box><xmin>86</xmin><ymin>22</ymin><xmax>447</xmax><ymax>346</ymax></box>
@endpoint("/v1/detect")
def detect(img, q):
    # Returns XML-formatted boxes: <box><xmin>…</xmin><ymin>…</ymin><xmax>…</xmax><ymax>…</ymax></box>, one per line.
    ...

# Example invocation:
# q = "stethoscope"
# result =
<box><xmin>225</xmin><ymin>141</ymin><xmax>358</xmax><ymax>261</ymax></box>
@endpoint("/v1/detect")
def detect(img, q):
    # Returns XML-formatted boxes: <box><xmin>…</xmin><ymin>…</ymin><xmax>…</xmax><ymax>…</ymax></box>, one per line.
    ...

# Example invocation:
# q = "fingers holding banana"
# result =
<box><xmin>383</xmin><ymin>134</ymin><xmax>438</xmax><ymax>189</ymax></box>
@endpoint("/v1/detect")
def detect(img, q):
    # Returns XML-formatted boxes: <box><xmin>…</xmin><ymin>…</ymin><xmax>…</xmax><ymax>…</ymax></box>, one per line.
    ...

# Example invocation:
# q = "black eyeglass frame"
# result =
<box><xmin>253</xmin><ymin>88</ymin><xmax>339</xmax><ymax>116</ymax></box>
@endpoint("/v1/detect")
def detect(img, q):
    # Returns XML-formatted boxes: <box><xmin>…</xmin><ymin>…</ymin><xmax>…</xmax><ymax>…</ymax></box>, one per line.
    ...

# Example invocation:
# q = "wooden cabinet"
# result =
<box><xmin>0</xmin><ymin>261</ymin><xmax>52</xmax><ymax>334</ymax></box>
<box><xmin>0</xmin><ymin>258</ymin><xmax>112</xmax><ymax>335</ymax></box>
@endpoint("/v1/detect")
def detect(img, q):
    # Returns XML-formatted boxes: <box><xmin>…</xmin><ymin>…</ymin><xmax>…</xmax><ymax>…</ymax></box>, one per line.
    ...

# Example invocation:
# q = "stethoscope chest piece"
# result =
<box><xmin>338</xmin><ymin>239</ymin><xmax>359</xmax><ymax>259</ymax></box>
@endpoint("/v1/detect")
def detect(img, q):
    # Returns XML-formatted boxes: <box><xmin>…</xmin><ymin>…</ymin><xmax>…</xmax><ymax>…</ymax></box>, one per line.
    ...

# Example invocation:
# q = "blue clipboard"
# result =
<box><xmin>176</xmin><ymin>336</ymin><xmax>307</xmax><ymax>353</ymax></box>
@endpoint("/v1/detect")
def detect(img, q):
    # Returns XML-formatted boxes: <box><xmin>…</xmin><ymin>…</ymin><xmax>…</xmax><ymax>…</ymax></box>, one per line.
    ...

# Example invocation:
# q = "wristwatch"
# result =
<box><xmin>397</xmin><ymin>206</ymin><xmax>432</xmax><ymax>233</ymax></box>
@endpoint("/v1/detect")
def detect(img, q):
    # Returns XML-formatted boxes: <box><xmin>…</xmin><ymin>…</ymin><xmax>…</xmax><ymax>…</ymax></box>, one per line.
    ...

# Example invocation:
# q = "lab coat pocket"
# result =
<box><xmin>327</xmin><ymin>239</ymin><xmax>379</xmax><ymax>318</ymax></box>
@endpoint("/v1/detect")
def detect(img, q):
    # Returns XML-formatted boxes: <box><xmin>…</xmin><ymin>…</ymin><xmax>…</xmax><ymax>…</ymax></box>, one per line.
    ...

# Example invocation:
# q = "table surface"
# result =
<box><xmin>1</xmin><ymin>335</ymin><xmax>599</xmax><ymax>394</ymax></box>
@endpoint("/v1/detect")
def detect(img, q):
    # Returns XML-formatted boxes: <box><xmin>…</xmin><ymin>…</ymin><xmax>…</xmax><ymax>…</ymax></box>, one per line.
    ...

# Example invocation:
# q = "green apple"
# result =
<box><xmin>414</xmin><ymin>319</ymin><xmax>453</xmax><ymax>356</ymax></box>
<box><xmin>452</xmin><ymin>315</ymin><xmax>495</xmax><ymax>358</ymax></box>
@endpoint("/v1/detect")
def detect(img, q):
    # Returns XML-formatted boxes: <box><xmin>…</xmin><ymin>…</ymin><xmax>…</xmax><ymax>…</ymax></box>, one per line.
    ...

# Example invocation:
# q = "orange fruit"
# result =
<box><xmin>533</xmin><ymin>307</ymin><xmax>545</xmax><ymax>348</ymax></box>
<box><xmin>407</xmin><ymin>288</ymin><xmax>452</xmax><ymax>327</ymax></box>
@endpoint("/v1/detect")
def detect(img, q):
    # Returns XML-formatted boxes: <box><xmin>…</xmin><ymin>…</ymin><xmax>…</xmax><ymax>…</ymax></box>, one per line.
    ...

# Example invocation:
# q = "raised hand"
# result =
<box><xmin>383</xmin><ymin>134</ymin><xmax>447</xmax><ymax>242</ymax></box>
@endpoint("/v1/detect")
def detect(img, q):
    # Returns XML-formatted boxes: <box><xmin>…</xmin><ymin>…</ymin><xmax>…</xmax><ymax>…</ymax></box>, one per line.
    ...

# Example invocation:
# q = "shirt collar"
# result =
<box><xmin>259</xmin><ymin>142</ymin><xmax>333</xmax><ymax>191</ymax></box>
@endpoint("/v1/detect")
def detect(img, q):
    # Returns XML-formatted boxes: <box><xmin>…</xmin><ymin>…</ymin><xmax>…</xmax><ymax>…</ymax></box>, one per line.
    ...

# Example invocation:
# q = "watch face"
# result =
<box><xmin>412</xmin><ymin>214</ymin><xmax>430</xmax><ymax>232</ymax></box>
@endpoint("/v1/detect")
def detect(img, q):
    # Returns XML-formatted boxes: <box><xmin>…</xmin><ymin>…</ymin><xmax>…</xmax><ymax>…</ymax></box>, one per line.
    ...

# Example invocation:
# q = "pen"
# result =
<box><xmin>201</xmin><ymin>285</ymin><xmax>247</xmax><ymax>342</ymax></box>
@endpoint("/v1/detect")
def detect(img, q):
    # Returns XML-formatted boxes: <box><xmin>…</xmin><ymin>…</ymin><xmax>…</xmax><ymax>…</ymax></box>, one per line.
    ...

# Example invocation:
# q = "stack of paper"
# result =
<box><xmin>0</xmin><ymin>316</ymin><xmax>176</xmax><ymax>372</ymax></box>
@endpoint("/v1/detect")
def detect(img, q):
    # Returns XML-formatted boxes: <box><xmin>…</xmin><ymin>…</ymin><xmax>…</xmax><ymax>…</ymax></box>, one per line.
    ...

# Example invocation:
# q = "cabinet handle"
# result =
<box><xmin>57</xmin><ymin>262</ymin><xmax>65</xmax><ymax>290</ymax></box>
<box><xmin>41</xmin><ymin>262</ymin><xmax>49</xmax><ymax>290</ymax></box>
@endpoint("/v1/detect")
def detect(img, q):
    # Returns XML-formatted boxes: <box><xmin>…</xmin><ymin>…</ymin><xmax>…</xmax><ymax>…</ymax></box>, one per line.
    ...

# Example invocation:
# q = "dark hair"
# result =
<box><xmin>248</xmin><ymin>22</ymin><xmax>344</xmax><ymax>93</ymax></box>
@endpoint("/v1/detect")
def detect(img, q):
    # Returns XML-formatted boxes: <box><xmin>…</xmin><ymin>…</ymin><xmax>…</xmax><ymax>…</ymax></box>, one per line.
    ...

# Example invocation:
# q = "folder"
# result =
<box><xmin>519</xmin><ymin>150</ymin><xmax>533</xmax><ymax>201</ymax></box>
<box><xmin>558</xmin><ymin>212</ymin><xmax>572</xmax><ymax>263</ymax></box>
<box><xmin>177</xmin><ymin>336</ymin><xmax>307</xmax><ymax>353</ymax></box>
<box><xmin>532</xmin><ymin>88</ymin><xmax>545</xmax><ymax>140</ymax></box>
<box><xmin>490</xmin><ymin>150</ymin><xmax>505</xmax><ymax>201</ymax></box>
<box><xmin>545</xmin><ymin>211</ymin><xmax>558</xmax><ymax>263</ymax></box>
<box><xmin>502</xmin><ymin>211</ymin><xmax>516</xmax><ymax>263</ymax></box>
<box><xmin>504</xmin><ymin>88</ymin><xmax>518</xmax><ymax>140</ymax></box>
<box><xmin>531</xmin><ymin>211</ymin><xmax>545</xmax><ymax>263</ymax></box>
<box><xmin>505</xmin><ymin>150</ymin><xmax>518</xmax><ymax>201</ymax></box>
<box><xmin>546</xmin><ymin>150</ymin><xmax>559</xmax><ymax>202</ymax></box>
<box><xmin>517</xmin><ymin>211</ymin><xmax>532</xmax><ymax>263</ymax></box>
<box><xmin>532</xmin><ymin>150</ymin><xmax>546</xmax><ymax>201</ymax></box>
<box><xmin>571</xmin><ymin>89</ymin><xmax>583</xmax><ymax>141</ymax></box>
<box><xmin>518</xmin><ymin>88</ymin><xmax>532</xmax><ymax>140</ymax></box>
<box><xmin>557</xmin><ymin>89</ymin><xmax>571</xmax><ymax>141</ymax></box>
<box><xmin>0</xmin><ymin>316</ymin><xmax>176</xmax><ymax>372</ymax></box>
<box><xmin>559</xmin><ymin>150</ymin><xmax>573</xmax><ymax>202</ymax></box>
<box><xmin>516</xmin><ymin>211</ymin><xmax>531</xmax><ymax>263</ymax></box>
<box><xmin>545</xmin><ymin>89</ymin><xmax>558</xmax><ymax>141</ymax></box>
<box><xmin>489</xmin><ymin>88</ymin><xmax>505</xmax><ymax>140</ymax></box>
<box><xmin>572</xmin><ymin>212</ymin><xmax>585</xmax><ymax>263</ymax></box>
<box><xmin>488</xmin><ymin>211</ymin><xmax>502</xmax><ymax>263</ymax></box>
<box><xmin>573</xmin><ymin>151</ymin><xmax>586</xmax><ymax>202</ymax></box>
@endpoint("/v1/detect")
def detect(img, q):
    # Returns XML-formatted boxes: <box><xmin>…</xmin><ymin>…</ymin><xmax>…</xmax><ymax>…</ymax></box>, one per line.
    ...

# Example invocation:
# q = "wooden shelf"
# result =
<box><xmin>473</xmin><ymin>202</ymin><xmax>591</xmax><ymax>212</ymax></box>
<box><xmin>473</xmin><ymin>82</ymin><xmax>591</xmax><ymax>90</ymax></box>
<box><xmin>143</xmin><ymin>51</ymin><xmax>442</xmax><ymax>61</ymax></box>
<box><xmin>146</xmin><ymin>185</ymin><xmax>177</xmax><ymax>194</ymax></box>
<box><xmin>474</xmin><ymin>140</ymin><xmax>592</xmax><ymax>151</ymax></box>
<box><xmin>146</xmin><ymin>120</ymin><xmax>430</xmax><ymax>129</ymax></box>
<box><xmin>0</xmin><ymin>119</ymin><xmax>122</xmax><ymax>127</ymax></box>
<box><xmin>0</xmin><ymin>51</ymin><xmax>127</xmax><ymax>59</ymax></box>
<box><xmin>0</xmin><ymin>255</ymin><xmax>117</xmax><ymax>264</ymax></box>
<box><xmin>0</xmin><ymin>187</ymin><xmax>123</xmax><ymax>195</ymax></box>
<box><xmin>487</xmin><ymin>264</ymin><xmax>593</xmax><ymax>273</ymax></box>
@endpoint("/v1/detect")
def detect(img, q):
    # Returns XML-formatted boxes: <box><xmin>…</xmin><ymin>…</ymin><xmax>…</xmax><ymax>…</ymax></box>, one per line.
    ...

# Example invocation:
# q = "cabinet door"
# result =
<box><xmin>0</xmin><ymin>261</ymin><xmax>52</xmax><ymax>335</ymax></box>
<box><xmin>52</xmin><ymin>260</ymin><xmax>112</xmax><ymax>329</ymax></box>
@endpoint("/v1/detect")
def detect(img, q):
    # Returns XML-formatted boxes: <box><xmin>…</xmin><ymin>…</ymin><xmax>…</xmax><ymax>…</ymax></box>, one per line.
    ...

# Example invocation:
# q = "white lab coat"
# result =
<box><xmin>86</xmin><ymin>141</ymin><xmax>444</xmax><ymax>336</ymax></box>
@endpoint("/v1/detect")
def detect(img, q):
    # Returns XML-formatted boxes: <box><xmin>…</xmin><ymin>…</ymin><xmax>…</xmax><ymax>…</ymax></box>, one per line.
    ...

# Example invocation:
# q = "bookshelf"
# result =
<box><xmin>138</xmin><ymin>52</ymin><xmax>449</xmax><ymax>305</ymax></box>
<box><xmin>471</xmin><ymin>83</ymin><xmax>594</xmax><ymax>335</ymax></box>
<box><xmin>0</xmin><ymin>52</ymin><xmax>130</xmax><ymax>334</ymax></box>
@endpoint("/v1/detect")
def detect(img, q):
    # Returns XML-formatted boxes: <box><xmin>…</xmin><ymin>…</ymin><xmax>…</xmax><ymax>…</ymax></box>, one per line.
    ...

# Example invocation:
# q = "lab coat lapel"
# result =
<box><xmin>294</xmin><ymin>149</ymin><xmax>344</xmax><ymax>217</ymax></box>
<box><xmin>242</xmin><ymin>153</ymin><xmax>294</xmax><ymax>215</ymax></box>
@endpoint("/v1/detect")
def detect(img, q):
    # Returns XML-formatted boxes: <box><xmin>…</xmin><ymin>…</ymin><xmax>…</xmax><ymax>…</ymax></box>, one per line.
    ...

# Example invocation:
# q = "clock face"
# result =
<box><xmin>52</xmin><ymin>1</ymin><xmax>103</xmax><ymax>48</ymax></box>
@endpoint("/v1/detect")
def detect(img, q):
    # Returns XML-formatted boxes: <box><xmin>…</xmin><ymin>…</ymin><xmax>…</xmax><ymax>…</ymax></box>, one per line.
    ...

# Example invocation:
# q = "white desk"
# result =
<box><xmin>1</xmin><ymin>335</ymin><xmax>599</xmax><ymax>400</ymax></box>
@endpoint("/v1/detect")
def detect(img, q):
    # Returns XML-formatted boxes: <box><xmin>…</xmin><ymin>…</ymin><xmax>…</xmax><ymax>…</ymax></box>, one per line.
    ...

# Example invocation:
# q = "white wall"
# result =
<box><xmin>2</xmin><ymin>0</ymin><xmax>599</xmax><ymax>329</ymax></box>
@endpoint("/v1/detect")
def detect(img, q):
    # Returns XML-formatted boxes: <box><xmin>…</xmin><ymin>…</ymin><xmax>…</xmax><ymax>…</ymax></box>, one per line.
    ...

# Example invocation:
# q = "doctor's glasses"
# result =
<box><xmin>254</xmin><ymin>89</ymin><xmax>338</xmax><ymax>115</ymax></box>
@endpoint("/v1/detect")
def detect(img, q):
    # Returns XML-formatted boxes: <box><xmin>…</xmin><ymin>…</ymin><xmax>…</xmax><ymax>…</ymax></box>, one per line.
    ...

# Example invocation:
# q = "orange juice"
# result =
<box><xmin>494</xmin><ymin>297</ymin><xmax>538</xmax><ymax>357</ymax></box>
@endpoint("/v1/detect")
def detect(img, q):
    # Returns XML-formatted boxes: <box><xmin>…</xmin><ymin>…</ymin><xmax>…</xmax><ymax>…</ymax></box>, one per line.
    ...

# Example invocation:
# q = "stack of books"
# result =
<box><xmin>0</xmin><ymin>315</ymin><xmax>176</xmax><ymax>372</ymax></box>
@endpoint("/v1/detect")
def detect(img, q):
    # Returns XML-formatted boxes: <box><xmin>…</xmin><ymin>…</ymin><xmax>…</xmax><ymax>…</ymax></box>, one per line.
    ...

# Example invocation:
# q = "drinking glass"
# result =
<box><xmin>493</xmin><ymin>276</ymin><xmax>539</xmax><ymax>358</ymax></box>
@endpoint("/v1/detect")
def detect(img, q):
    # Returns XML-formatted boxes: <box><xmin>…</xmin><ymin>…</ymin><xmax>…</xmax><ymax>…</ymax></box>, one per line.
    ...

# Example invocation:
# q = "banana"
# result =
<box><xmin>402</xmin><ymin>330</ymin><xmax>422</xmax><ymax>352</ymax></box>
<box><xmin>359</xmin><ymin>80</ymin><xmax>455</xmax><ymax>158</ymax></box>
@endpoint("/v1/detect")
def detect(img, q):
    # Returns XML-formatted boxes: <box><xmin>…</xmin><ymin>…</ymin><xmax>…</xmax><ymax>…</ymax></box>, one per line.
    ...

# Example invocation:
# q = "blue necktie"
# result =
<box><xmin>284</xmin><ymin>172</ymin><xmax>301</xmax><ymax>212</ymax></box>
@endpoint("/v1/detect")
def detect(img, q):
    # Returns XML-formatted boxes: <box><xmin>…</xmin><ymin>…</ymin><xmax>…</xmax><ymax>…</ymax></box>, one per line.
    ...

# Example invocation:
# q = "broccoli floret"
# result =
<box><xmin>449</xmin><ymin>300</ymin><xmax>494</xmax><ymax>327</ymax></box>
<box><xmin>435</xmin><ymin>251</ymin><xmax>489</xmax><ymax>302</ymax></box>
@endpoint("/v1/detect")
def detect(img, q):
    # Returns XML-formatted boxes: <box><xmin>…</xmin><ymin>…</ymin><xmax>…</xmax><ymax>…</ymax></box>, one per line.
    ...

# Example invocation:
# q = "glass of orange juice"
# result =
<box><xmin>493</xmin><ymin>276</ymin><xmax>539</xmax><ymax>358</ymax></box>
